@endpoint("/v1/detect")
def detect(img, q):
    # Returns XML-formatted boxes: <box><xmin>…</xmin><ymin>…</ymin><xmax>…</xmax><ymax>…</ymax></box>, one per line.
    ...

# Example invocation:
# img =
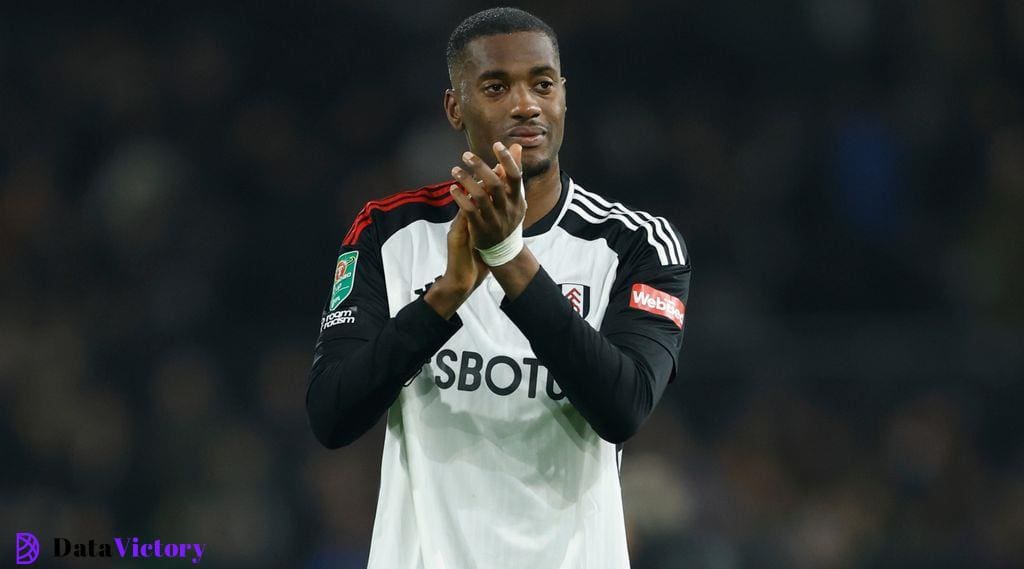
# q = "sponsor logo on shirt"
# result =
<box><xmin>321</xmin><ymin>307</ymin><xmax>357</xmax><ymax>331</ymax></box>
<box><xmin>430</xmin><ymin>349</ymin><xmax>566</xmax><ymax>401</ymax></box>
<box><xmin>330</xmin><ymin>251</ymin><xmax>359</xmax><ymax>310</ymax></box>
<box><xmin>628</xmin><ymin>283</ymin><xmax>684</xmax><ymax>328</ymax></box>
<box><xmin>559</xmin><ymin>283</ymin><xmax>591</xmax><ymax>318</ymax></box>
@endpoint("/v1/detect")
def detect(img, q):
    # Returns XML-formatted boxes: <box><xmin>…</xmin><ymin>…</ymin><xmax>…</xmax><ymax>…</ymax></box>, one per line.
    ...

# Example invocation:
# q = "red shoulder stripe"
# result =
<box><xmin>349</xmin><ymin>181</ymin><xmax>453</xmax><ymax>229</ymax></box>
<box><xmin>344</xmin><ymin>193</ymin><xmax>453</xmax><ymax>245</ymax></box>
<box><xmin>343</xmin><ymin>181</ymin><xmax>455</xmax><ymax>246</ymax></box>
<box><xmin>343</xmin><ymin>184</ymin><xmax>452</xmax><ymax>244</ymax></box>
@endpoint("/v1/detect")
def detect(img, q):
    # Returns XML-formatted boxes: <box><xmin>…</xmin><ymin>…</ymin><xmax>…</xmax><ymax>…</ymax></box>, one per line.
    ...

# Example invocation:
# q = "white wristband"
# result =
<box><xmin>476</xmin><ymin>177</ymin><xmax>527</xmax><ymax>267</ymax></box>
<box><xmin>477</xmin><ymin>221</ymin><xmax>524</xmax><ymax>266</ymax></box>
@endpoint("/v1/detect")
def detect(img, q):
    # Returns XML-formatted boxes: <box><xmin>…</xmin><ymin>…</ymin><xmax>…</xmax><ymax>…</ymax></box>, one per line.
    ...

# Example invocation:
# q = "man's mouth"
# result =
<box><xmin>506</xmin><ymin>126</ymin><xmax>546</xmax><ymax>148</ymax></box>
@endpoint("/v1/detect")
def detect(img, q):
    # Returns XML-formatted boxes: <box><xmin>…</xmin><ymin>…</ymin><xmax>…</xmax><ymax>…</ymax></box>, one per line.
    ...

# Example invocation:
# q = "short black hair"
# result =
<box><xmin>446</xmin><ymin>7</ymin><xmax>559</xmax><ymax>79</ymax></box>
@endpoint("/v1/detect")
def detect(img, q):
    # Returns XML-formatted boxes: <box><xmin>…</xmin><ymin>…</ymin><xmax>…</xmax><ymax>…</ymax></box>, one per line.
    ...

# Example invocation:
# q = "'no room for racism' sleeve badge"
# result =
<box><xmin>329</xmin><ymin>251</ymin><xmax>359</xmax><ymax>310</ymax></box>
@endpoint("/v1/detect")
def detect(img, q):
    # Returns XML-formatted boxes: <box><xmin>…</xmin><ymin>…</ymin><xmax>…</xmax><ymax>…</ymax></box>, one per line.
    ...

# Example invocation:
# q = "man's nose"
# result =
<box><xmin>509</xmin><ymin>84</ymin><xmax>541</xmax><ymax>120</ymax></box>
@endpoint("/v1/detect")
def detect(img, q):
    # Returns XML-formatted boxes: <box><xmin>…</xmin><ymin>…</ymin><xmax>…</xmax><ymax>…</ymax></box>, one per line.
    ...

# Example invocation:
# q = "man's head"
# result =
<box><xmin>444</xmin><ymin>7</ymin><xmax>566</xmax><ymax>178</ymax></box>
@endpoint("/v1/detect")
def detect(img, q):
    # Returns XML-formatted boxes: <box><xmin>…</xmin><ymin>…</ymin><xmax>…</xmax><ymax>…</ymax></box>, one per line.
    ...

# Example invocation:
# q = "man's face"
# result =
<box><xmin>446</xmin><ymin>31</ymin><xmax>566</xmax><ymax>178</ymax></box>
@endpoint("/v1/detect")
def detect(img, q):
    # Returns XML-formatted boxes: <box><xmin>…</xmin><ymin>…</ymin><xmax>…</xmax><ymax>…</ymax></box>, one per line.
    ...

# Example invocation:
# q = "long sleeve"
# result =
<box><xmin>305</xmin><ymin>220</ymin><xmax>460</xmax><ymax>449</ymax></box>
<box><xmin>307</xmin><ymin>298</ymin><xmax>460</xmax><ymax>449</ymax></box>
<box><xmin>501</xmin><ymin>249</ymin><xmax>691</xmax><ymax>444</ymax></box>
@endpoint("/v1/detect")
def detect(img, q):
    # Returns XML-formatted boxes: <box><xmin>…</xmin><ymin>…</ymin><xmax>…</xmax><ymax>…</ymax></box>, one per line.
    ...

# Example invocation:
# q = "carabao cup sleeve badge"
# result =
<box><xmin>330</xmin><ymin>251</ymin><xmax>359</xmax><ymax>310</ymax></box>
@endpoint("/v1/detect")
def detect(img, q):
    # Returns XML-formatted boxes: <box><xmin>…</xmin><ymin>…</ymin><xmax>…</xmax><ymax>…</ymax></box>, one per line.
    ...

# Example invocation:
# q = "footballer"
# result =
<box><xmin>306</xmin><ymin>7</ymin><xmax>691</xmax><ymax>568</ymax></box>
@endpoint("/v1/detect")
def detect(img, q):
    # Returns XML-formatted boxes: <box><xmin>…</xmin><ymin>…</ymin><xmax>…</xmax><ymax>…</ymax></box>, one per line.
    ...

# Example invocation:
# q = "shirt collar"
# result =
<box><xmin>523</xmin><ymin>170</ymin><xmax>571</xmax><ymax>238</ymax></box>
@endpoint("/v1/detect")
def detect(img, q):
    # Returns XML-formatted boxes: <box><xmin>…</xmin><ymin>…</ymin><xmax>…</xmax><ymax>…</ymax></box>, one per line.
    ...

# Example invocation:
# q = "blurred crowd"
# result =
<box><xmin>1</xmin><ymin>1</ymin><xmax>1022</xmax><ymax>567</ymax></box>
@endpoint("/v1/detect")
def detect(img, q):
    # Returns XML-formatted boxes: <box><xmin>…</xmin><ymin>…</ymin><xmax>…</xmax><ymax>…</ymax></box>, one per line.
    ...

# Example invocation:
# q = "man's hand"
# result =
<box><xmin>449</xmin><ymin>142</ymin><xmax>525</xmax><ymax>249</ymax></box>
<box><xmin>423</xmin><ymin>210</ymin><xmax>489</xmax><ymax>320</ymax></box>
<box><xmin>449</xmin><ymin>142</ymin><xmax>539</xmax><ymax>301</ymax></box>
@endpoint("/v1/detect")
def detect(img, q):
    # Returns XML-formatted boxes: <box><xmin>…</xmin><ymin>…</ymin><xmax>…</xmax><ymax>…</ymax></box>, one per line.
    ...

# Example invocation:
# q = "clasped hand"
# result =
<box><xmin>424</xmin><ymin>142</ymin><xmax>525</xmax><ymax>319</ymax></box>
<box><xmin>449</xmin><ymin>142</ymin><xmax>526</xmax><ymax>249</ymax></box>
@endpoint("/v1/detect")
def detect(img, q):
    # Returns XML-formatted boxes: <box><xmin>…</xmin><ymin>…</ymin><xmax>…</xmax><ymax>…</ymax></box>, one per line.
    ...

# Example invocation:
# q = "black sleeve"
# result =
<box><xmin>305</xmin><ymin>220</ymin><xmax>461</xmax><ymax>449</ymax></box>
<box><xmin>500</xmin><ymin>238</ymin><xmax>691</xmax><ymax>444</ymax></box>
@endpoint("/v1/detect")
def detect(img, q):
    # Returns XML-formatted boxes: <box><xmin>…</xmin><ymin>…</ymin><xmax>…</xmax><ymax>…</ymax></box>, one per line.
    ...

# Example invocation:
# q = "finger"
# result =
<box><xmin>489</xmin><ymin>163</ymin><xmax>509</xmax><ymax>209</ymax></box>
<box><xmin>451</xmin><ymin>165</ymin><xmax>496</xmax><ymax>219</ymax></box>
<box><xmin>493</xmin><ymin>142</ymin><xmax>523</xmax><ymax>202</ymax></box>
<box><xmin>447</xmin><ymin>208</ymin><xmax>464</xmax><ymax>247</ymax></box>
<box><xmin>448</xmin><ymin>183</ymin><xmax>487</xmax><ymax>227</ymax></box>
<box><xmin>451</xmin><ymin>186</ymin><xmax>488</xmax><ymax>241</ymax></box>
<box><xmin>464</xmin><ymin>212</ymin><xmax>478</xmax><ymax>248</ymax></box>
<box><xmin>492</xmin><ymin>142</ymin><xmax>522</xmax><ymax>182</ymax></box>
<box><xmin>449</xmin><ymin>184</ymin><xmax>477</xmax><ymax>213</ymax></box>
<box><xmin>449</xmin><ymin>207</ymin><xmax>466</xmax><ymax>232</ymax></box>
<box><xmin>510</xmin><ymin>143</ymin><xmax>524</xmax><ymax>202</ymax></box>
<box><xmin>510</xmin><ymin>143</ymin><xmax>523</xmax><ymax>168</ymax></box>
<box><xmin>460</xmin><ymin>151</ymin><xmax>505</xmax><ymax>207</ymax></box>
<box><xmin>488</xmin><ymin>164</ymin><xmax>509</xmax><ymax>210</ymax></box>
<box><xmin>450</xmin><ymin>209</ymin><xmax>478</xmax><ymax>252</ymax></box>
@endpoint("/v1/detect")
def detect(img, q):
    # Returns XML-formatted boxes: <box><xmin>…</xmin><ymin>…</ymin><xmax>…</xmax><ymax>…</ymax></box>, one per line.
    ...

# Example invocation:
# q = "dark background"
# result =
<box><xmin>2</xmin><ymin>1</ymin><xmax>1022</xmax><ymax>567</ymax></box>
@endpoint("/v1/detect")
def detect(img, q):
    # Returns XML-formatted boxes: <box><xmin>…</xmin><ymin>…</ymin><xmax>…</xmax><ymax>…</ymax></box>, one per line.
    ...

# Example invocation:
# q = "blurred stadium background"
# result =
<box><xmin>2</xmin><ymin>1</ymin><xmax>1022</xmax><ymax>567</ymax></box>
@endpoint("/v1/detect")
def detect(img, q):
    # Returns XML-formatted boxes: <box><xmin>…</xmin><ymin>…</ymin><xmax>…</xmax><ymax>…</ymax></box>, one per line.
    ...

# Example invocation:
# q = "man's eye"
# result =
<box><xmin>536</xmin><ymin>81</ymin><xmax>554</xmax><ymax>91</ymax></box>
<box><xmin>484</xmin><ymin>84</ymin><xmax>506</xmax><ymax>94</ymax></box>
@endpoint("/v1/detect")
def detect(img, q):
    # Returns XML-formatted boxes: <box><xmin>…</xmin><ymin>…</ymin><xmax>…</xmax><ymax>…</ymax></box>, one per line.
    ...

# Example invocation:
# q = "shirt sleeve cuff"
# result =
<box><xmin>394</xmin><ymin>296</ymin><xmax>463</xmax><ymax>353</ymax></box>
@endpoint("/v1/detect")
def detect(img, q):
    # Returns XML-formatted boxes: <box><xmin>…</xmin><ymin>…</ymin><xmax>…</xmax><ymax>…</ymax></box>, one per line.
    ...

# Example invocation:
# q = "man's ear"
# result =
<box><xmin>444</xmin><ymin>89</ymin><xmax>464</xmax><ymax>131</ymax></box>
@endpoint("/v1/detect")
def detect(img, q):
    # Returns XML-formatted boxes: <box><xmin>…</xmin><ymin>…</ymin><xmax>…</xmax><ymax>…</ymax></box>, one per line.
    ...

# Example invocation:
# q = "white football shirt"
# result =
<box><xmin>317</xmin><ymin>172</ymin><xmax>690</xmax><ymax>569</ymax></box>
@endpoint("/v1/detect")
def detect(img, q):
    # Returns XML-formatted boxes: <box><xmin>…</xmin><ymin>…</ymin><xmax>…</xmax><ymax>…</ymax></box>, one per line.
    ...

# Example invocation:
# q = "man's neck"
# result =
<box><xmin>522</xmin><ymin>159</ymin><xmax>562</xmax><ymax>230</ymax></box>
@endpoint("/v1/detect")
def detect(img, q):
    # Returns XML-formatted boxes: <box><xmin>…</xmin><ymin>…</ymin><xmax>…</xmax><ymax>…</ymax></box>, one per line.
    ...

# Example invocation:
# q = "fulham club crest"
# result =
<box><xmin>560</xmin><ymin>283</ymin><xmax>591</xmax><ymax>318</ymax></box>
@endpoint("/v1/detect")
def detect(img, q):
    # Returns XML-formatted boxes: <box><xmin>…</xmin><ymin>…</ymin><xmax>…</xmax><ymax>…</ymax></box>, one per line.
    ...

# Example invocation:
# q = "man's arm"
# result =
<box><xmin>307</xmin><ymin>298</ymin><xmax>461</xmax><ymax>449</ymax></box>
<box><xmin>450</xmin><ymin>141</ymin><xmax>691</xmax><ymax>444</ymax></box>
<box><xmin>306</xmin><ymin>210</ymin><xmax>487</xmax><ymax>449</ymax></box>
<box><xmin>497</xmin><ymin>258</ymin><xmax>690</xmax><ymax>444</ymax></box>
